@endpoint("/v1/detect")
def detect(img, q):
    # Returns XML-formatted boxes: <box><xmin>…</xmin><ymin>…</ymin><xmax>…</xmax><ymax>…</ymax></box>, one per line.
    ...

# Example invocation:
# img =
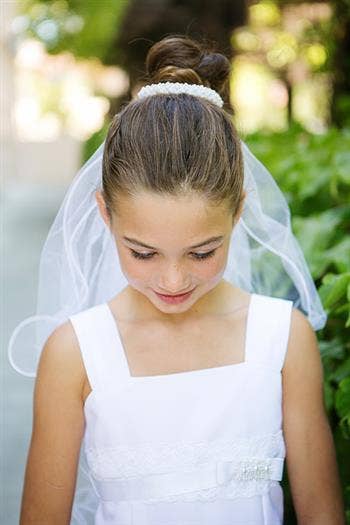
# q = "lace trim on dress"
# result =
<box><xmin>85</xmin><ymin>430</ymin><xmax>286</xmax><ymax>503</ymax></box>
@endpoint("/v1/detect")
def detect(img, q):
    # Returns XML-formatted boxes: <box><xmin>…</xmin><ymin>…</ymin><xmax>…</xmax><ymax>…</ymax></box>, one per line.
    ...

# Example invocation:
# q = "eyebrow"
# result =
<box><xmin>123</xmin><ymin>235</ymin><xmax>225</xmax><ymax>251</ymax></box>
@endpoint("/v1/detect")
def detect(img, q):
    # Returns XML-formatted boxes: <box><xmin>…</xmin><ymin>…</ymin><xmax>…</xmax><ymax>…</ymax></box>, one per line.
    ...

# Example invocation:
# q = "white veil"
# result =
<box><xmin>7</xmin><ymin>138</ymin><xmax>326</xmax><ymax>380</ymax></box>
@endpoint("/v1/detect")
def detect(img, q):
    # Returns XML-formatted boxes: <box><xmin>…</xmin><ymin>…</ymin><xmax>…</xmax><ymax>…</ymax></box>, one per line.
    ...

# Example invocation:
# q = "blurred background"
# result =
<box><xmin>1</xmin><ymin>0</ymin><xmax>350</xmax><ymax>523</ymax></box>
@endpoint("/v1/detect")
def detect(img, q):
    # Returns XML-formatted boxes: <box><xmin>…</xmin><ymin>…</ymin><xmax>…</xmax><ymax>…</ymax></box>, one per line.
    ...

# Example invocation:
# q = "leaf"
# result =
<box><xmin>324</xmin><ymin>380</ymin><xmax>334</xmax><ymax>412</ymax></box>
<box><xmin>335</xmin><ymin>377</ymin><xmax>350</xmax><ymax>419</ymax></box>
<box><xmin>324</xmin><ymin>237</ymin><xmax>350</xmax><ymax>274</ymax></box>
<box><xmin>319</xmin><ymin>338</ymin><xmax>345</xmax><ymax>360</ymax></box>
<box><xmin>319</xmin><ymin>273</ymin><xmax>350</xmax><ymax>310</ymax></box>
<box><xmin>328</xmin><ymin>358</ymin><xmax>350</xmax><ymax>384</ymax></box>
<box><xmin>334</xmin><ymin>151</ymin><xmax>350</xmax><ymax>184</ymax></box>
<box><xmin>336</xmin><ymin>378</ymin><xmax>350</xmax><ymax>439</ymax></box>
<box><xmin>292</xmin><ymin>210</ymin><xmax>344</xmax><ymax>278</ymax></box>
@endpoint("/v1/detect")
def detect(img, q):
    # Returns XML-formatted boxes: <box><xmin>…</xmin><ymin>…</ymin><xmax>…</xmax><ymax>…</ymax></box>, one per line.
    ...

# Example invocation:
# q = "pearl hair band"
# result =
<box><xmin>136</xmin><ymin>81</ymin><xmax>224</xmax><ymax>108</ymax></box>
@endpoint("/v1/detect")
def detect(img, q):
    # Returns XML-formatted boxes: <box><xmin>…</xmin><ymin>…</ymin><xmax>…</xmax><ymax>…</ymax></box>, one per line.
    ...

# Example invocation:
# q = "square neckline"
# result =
<box><xmin>104</xmin><ymin>293</ymin><xmax>255</xmax><ymax>382</ymax></box>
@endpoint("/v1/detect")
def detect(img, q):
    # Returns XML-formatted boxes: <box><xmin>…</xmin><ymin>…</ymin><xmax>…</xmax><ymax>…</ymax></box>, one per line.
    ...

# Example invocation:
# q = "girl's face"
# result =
<box><xmin>96</xmin><ymin>190</ymin><xmax>244</xmax><ymax>318</ymax></box>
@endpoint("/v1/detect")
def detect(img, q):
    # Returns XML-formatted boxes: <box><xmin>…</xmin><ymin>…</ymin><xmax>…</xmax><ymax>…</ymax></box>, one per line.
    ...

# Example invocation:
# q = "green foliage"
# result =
<box><xmin>336</xmin><ymin>377</ymin><xmax>350</xmax><ymax>438</ymax></box>
<box><xmin>245</xmin><ymin>124</ymin><xmax>350</xmax><ymax>520</ymax></box>
<box><xmin>19</xmin><ymin>0</ymin><xmax>129</xmax><ymax>63</ymax></box>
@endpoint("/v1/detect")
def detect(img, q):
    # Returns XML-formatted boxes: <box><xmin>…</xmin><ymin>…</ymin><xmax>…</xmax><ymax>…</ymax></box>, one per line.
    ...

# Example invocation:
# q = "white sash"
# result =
<box><xmin>90</xmin><ymin>456</ymin><xmax>284</xmax><ymax>502</ymax></box>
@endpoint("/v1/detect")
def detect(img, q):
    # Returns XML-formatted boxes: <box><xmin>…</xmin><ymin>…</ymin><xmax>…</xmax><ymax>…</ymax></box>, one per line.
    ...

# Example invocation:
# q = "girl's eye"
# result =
<box><xmin>192</xmin><ymin>249</ymin><xmax>217</xmax><ymax>260</ymax></box>
<box><xmin>130</xmin><ymin>250</ymin><xmax>155</xmax><ymax>260</ymax></box>
<box><xmin>129</xmin><ymin>249</ymin><xmax>217</xmax><ymax>261</ymax></box>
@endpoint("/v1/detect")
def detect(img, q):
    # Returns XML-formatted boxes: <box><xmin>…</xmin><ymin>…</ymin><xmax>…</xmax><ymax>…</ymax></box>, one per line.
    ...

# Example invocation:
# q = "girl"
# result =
<box><xmin>9</xmin><ymin>35</ymin><xmax>345</xmax><ymax>524</ymax></box>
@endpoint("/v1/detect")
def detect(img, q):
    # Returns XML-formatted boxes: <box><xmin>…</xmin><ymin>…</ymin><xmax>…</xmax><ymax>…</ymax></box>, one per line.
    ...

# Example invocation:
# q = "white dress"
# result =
<box><xmin>69</xmin><ymin>292</ymin><xmax>293</xmax><ymax>525</ymax></box>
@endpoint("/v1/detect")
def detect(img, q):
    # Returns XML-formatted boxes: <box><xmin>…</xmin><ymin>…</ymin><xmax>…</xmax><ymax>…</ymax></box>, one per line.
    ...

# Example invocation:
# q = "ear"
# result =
<box><xmin>95</xmin><ymin>190</ymin><xmax>111</xmax><ymax>229</ymax></box>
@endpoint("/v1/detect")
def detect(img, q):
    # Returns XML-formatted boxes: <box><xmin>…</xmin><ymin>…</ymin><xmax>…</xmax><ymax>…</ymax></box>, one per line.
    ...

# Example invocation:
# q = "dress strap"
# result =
<box><xmin>245</xmin><ymin>294</ymin><xmax>293</xmax><ymax>372</ymax></box>
<box><xmin>69</xmin><ymin>303</ymin><xmax>130</xmax><ymax>392</ymax></box>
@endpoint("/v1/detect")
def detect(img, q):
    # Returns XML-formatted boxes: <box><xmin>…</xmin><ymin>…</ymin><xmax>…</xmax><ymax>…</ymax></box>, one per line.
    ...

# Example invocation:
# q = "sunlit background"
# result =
<box><xmin>2</xmin><ymin>1</ymin><xmax>342</xmax><ymax>185</ymax></box>
<box><xmin>2</xmin><ymin>1</ymin><xmax>349</xmax><ymax>524</ymax></box>
<box><xmin>5</xmin><ymin>1</ymin><xmax>334</xmax><ymax>154</ymax></box>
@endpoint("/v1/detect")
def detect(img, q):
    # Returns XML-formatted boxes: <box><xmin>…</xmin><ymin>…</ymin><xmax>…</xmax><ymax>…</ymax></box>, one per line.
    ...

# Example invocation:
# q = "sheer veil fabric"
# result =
<box><xmin>8</xmin><ymin>139</ymin><xmax>326</xmax><ymax>379</ymax></box>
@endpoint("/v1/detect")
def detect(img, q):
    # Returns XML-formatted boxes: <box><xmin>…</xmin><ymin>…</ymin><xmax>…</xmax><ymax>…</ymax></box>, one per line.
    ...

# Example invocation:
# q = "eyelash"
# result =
<box><xmin>129</xmin><ymin>249</ymin><xmax>217</xmax><ymax>261</ymax></box>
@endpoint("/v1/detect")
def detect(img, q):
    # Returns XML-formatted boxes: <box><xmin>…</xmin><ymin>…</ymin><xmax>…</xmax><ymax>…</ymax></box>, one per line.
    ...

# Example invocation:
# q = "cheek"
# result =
<box><xmin>117</xmin><ymin>251</ymin><xmax>149</xmax><ymax>281</ymax></box>
<box><xmin>197</xmin><ymin>252</ymin><xmax>227</xmax><ymax>281</ymax></box>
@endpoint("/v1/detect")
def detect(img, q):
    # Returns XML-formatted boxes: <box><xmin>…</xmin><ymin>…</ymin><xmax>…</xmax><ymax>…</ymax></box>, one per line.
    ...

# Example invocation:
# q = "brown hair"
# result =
<box><xmin>101</xmin><ymin>34</ymin><xmax>244</xmax><ymax>226</ymax></box>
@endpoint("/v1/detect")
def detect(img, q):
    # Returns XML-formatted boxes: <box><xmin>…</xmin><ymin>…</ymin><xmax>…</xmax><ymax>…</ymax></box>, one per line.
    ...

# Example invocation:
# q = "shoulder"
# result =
<box><xmin>40</xmin><ymin>319</ymin><xmax>81</xmax><ymax>365</ymax></box>
<box><xmin>36</xmin><ymin>320</ymin><xmax>86</xmax><ymax>402</ymax></box>
<box><xmin>283</xmin><ymin>307</ymin><xmax>321</xmax><ymax>374</ymax></box>
<box><xmin>282</xmin><ymin>307</ymin><xmax>324</xmax><ymax>407</ymax></box>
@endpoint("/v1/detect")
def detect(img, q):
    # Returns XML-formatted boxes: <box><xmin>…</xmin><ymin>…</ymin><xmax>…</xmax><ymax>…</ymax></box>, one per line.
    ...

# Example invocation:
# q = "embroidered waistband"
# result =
<box><xmin>90</xmin><ymin>456</ymin><xmax>284</xmax><ymax>502</ymax></box>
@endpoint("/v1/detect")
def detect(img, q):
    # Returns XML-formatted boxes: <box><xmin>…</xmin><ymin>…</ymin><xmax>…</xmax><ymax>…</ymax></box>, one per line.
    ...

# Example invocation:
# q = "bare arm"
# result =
<box><xmin>19</xmin><ymin>321</ymin><xmax>86</xmax><ymax>525</ymax></box>
<box><xmin>282</xmin><ymin>308</ymin><xmax>346</xmax><ymax>525</ymax></box>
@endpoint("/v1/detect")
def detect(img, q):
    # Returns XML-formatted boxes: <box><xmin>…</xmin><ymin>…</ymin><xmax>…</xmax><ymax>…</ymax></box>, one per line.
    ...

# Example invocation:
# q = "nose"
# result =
<box><xmin>159</xmin><ymin>262</ymin><xmax>191</xmax><ymax>293</ymax></box>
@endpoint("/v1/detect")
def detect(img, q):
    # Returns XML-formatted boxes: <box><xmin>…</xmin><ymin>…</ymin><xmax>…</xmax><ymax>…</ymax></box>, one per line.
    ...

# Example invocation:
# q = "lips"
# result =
<box><xmin>154</xmin><ymin>287</ymin><xmax>196</xmax><ymax>304</ymax></box>
<box><xmin>156</xmin><ymin>289</ymin><xmax>194</xmax><ymax>297</ymax></box>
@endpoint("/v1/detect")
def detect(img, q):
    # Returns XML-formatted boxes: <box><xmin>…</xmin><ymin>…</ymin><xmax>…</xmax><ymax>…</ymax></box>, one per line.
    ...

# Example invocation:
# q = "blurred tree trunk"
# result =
<box><xmin>105</xmin><ymin>0</ymin><xmax>248</xmax><ymax>114</ymax></box>
<box><xmin>329</xmin><ymin>0</ymin><xmax>350</xmax><ymax>127</ymax></box>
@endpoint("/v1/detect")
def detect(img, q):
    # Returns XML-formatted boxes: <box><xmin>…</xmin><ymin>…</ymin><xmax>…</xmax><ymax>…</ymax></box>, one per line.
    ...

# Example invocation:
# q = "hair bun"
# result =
<box><xmin>145</xmin><ymin>35</ymin><xmax>231</xmax><ymax>97</ymax></box>
<box><xmin>150</xmin><ymin>65</ymin><xmax>203</xmax><ymax>85</ymax></box>
<box><xmin>197</xmin><ymin>52</ymin><xmax>231</xmax><ymax>92</ymax></box>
